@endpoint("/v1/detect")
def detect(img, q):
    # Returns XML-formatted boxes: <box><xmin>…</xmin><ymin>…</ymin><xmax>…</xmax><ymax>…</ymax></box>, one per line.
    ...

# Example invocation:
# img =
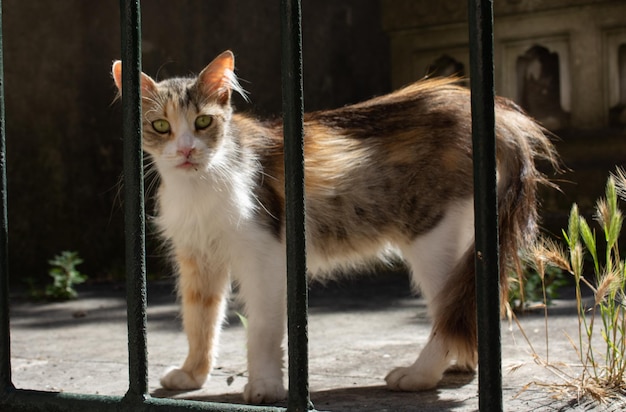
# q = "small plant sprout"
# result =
<box><xmin>45</xmin><ymin>251</ymin><xmax>88</xmax><ymax>300</ymax></box>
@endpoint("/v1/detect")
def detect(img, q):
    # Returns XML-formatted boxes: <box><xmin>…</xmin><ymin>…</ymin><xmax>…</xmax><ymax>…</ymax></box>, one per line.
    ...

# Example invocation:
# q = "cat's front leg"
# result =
<box><xmin>234</xmin><ymin>253</ymin><xmax>287</xmax><ymax>404</ymax></box>
<box><xmin>242</xmin><ymin>304</ymin><xmax>287</xmax><ymax>404</ymax></box>
<box><xmin>160</xmin><ymin>252</ymin><xmax>229</xmax><ymax>390</ymax></box>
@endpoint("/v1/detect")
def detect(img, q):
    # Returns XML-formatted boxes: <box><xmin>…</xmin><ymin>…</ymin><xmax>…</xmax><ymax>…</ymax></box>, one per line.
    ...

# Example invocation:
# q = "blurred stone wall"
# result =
<box><xmin>3</xmin><ymin>0</ymin><xmax>390</xmax><ymax>282</ymax></box>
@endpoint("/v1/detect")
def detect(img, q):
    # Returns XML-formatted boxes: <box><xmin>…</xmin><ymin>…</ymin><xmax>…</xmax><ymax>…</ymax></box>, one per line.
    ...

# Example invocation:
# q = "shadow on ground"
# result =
<box><xmin>151</xmin><ymin>371</ymin><xmax>476</xmax><ymax>412</ymax></box>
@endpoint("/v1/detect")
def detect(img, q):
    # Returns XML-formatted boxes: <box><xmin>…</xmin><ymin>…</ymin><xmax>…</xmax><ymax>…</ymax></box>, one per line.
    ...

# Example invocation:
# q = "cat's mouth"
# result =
<box><xmin>176</xmin><ymin>160</ymin><xmax>199</xmax><ymax>171</ymax></box>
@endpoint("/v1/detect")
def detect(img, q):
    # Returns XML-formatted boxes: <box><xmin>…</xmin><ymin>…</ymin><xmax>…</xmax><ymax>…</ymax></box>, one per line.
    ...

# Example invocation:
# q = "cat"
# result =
<box><xmin>112</xmin><ymin>50</ymin><xmax>557</xmax><ymax>404</ymax></box>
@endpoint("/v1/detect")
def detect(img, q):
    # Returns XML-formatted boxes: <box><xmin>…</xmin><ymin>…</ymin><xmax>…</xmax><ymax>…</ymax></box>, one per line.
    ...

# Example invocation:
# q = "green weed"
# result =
<box><xmin>524</xmin><ymin>171</ymin><xmax>626</xmax><ymax>403</ymax></box>
<box><xmin>44</xmin><ymin>251</ymin><xmax>87</xmax><ymax>300</ymax></box>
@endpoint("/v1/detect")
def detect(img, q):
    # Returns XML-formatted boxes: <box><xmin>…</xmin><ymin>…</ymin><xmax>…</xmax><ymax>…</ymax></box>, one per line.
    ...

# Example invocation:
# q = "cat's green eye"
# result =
<box><xmin>195</xmin><ymin>115</ymin><xmax>213</xmax><ymax>131</ymax></box>
<box><xmin>152</xmin><ymin>119</ymin><xmax>171</xmax><ymax>134</ymax></box>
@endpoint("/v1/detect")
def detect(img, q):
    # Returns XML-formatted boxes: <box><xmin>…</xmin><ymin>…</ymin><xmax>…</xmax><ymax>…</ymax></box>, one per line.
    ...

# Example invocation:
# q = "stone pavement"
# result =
<box><xmin>7</xmin><ymin>273</ymin><xmax>626</xmax><ymax>411</ymax></box>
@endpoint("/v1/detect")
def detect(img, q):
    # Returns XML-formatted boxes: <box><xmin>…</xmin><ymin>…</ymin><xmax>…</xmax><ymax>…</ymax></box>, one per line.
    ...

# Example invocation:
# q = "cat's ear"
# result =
<box><xmin>197</xmin><ymin>50</ymin><xmax>236</xmax><ymax>105</ymax></box>
<box><xmin>111</xmin><ymin>60</ymin><xmax>157</xmax><ymax>96</ymax></box>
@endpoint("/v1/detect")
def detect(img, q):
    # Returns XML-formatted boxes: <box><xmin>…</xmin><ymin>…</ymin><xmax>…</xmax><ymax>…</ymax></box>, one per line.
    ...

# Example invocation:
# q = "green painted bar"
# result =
<box><xmin>0</xmin><ymin>0</ymin><xmax>13</xmax><ymax>395</ymax></box>
<box><xmin>466</xmin><ymin>1</ymin><xmax>503</xmax><ymax>411</ymax></box>
<box><xmin>0</xmin><ymin>389</ymin><xmax>286</xmax><ymax>412</ymax></box>
<box><xmin>119</xmin><ymin>0</ymin><xmax>150</xmax><ymax>400</ymax></box>
<box><xmin>279</xmin><ymin>1</ymin><xmax>311</xmax><ymax>411</ymax></box>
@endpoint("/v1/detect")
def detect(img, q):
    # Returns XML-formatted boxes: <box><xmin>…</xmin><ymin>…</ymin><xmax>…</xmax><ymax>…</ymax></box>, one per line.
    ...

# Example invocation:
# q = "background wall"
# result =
<box><xmin>3</xmin><ymin>0</ymin><xmax>390</xmax><ymax>282</ymax></box>
<box><xmin>6</xmin><ymin>0</ymin><xmax>620</xmax><ymax>285</ymax></box>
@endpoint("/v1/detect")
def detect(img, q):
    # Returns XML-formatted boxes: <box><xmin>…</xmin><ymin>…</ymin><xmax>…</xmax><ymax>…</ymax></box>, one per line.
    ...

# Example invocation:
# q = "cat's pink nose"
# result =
<box><xmin>177</xmin><ymin>147</ymin><xmax>195</xmax><ymax>158</ymax></box>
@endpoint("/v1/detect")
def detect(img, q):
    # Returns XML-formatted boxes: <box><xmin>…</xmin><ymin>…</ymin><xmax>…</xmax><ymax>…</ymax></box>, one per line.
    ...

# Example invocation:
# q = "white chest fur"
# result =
<box><xmin>156</xmin><ymin>169</ymin><xmax>257</xmax><ymax>260</ymax></box>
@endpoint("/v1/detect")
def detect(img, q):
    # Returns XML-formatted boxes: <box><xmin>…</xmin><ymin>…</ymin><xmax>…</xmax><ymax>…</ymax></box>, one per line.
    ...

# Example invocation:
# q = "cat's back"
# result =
<box><xmin>304</xmin><ymin>77</ymin><xmax>472</xmax><ymax>140</ymax></box>
<box><xmin>299</xmin><ymin>78</ymin><xmax>475</xmax><ymax>200</ymax></box>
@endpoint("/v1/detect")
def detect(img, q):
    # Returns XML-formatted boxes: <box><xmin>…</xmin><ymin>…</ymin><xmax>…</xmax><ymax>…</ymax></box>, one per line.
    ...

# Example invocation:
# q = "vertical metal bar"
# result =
<box><xmin>279</xmin><ymin>1</ymin><xmax>310</xmax><ymax>411</ymax></box>
<box><xmin>467</xmin><ymin>1</ymin><xmax>503</xmax><ymax>411</ymax></box>
<box><xmin>0</xmin><ymin>0</ymin><xmax>13</xmax><ymax>395</ymax></box>
<box><xmin>119</xmin><ymin>0</ymin><xmax>149</xmax><ymax>400</ymax></box>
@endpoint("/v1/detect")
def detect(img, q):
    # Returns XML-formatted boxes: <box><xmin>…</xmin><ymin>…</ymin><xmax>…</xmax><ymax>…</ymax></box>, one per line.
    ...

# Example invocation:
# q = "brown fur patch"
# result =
<box><xmin>232</xmin><ymin>78</ymin><xmax>554</xmax><ymax>267</ymax></box>
<box><xmin>183</xmin><ymin>289</ymin><xmax>220</xmax><ymax>308</ymax></box>
<box><xmin>431</xmin><ymin>249</ymin><xmax>478</xmax><ymax>367</ymax></box>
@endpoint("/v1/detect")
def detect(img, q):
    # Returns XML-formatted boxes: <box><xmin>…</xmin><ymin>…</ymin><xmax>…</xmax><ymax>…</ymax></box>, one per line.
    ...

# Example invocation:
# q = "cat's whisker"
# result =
<box><xmin>141</xmin><ymin>155</ymin><xmax>163</xmax><ymax>199</ymax></box>
<box><xmin>251</xmin><ymin>193</ymin><xmax>278</xmax><ymax>221</ymax></box>
<box><xmin>104</xmin><ymin>173</ymin><xmax>126</xmax><ymax>228</ymax></box>
<box><xmin>258</xmin><ymin>170</ymin><xmax>279</xmax><ymax>183</ymax></box>
<box><xmin>224</xmin><ymin>70</ymin><xmax>249</xmax><ymax>102</ymax></box>
<box><xmin>144</xmin><ymin>173</ymin><xmax>161</xmax><ymax>198</ymax></box>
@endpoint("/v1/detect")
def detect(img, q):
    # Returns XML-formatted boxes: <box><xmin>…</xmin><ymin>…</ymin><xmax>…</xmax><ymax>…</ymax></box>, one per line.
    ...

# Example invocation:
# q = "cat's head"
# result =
<box><xmin>112</xmin><ymin>51</ymin><xmax>245</xmax><ymax>174</ymax></box>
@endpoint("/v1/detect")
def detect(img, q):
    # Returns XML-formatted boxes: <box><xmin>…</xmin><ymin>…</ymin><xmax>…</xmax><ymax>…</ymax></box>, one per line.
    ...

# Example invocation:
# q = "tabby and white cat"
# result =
<box><xmin>112</xmin><ymin>51</ymin><xmax>556</xmax><ymax>404</ymax></box>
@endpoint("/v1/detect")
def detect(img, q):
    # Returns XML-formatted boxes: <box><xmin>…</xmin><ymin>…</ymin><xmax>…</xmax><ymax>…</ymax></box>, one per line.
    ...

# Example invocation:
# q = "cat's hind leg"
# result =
<box><xmin>386</xmin><ymin>198</ymin><xmax>476</xmax><ymax>391</ymax></box>
<box><xmin>160</xmin><ymin>252</ymin><xmax>230</xmax><ymax>390</ymax></box>
<box><xmin>385</xmin><ymin>249</ymin><xmax>477</xmax><ymax>390</ymax></box>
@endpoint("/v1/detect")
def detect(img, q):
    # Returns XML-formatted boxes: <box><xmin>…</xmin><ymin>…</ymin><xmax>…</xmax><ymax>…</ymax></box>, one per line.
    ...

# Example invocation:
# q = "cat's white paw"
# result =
<box><xmin>243</xmin><ymin>378</ymin><xmax>287</xmax><ymax>404</ymax></box>
<box><xmin>160</xmin><ymin>367</ymin><xmax>207</xmax><ymax>390</ymax></box>
<box><xmin>385</xmin><ymin>366</ymin><xmax>441</xmax><ymax>391</ymax></box>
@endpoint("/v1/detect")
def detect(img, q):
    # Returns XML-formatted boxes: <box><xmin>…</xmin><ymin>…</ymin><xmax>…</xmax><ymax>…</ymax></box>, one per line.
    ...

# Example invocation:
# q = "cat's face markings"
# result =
<box><xmin>112</xmin><ymin>51</ymin><xmax>242</xmax><ymax>173</ymax></box>
<box><xmin>144</xmin><ymin>97</ymin><xmax>211</xmax><ymax>172</ymax></box>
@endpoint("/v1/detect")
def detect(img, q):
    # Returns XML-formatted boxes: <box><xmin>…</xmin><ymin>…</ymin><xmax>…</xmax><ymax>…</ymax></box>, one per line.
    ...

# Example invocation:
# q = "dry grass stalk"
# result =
<box><xmin>513</xmin><ymin>171</ymin><xmax>626</xmax><ymax>407</ymax></box>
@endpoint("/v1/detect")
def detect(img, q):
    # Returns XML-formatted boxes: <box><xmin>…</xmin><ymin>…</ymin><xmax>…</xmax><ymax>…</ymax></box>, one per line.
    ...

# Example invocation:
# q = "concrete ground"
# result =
<box><xmin>7</xmin><ymin>273</ymin><xmax>626</xmax><ymax>411</ymax></box>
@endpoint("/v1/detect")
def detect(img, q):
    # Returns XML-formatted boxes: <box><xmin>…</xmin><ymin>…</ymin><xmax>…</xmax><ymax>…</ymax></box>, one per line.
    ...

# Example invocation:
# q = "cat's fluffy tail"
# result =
<box><xmin>493</xmin><ymin>97</ymin><xmax>559</xmax><ymax>306</ymax></box>
<box><xmin>431</xmin><ymin>99</ymin><xmax>559</xmax><ymax>371</ymax></box>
